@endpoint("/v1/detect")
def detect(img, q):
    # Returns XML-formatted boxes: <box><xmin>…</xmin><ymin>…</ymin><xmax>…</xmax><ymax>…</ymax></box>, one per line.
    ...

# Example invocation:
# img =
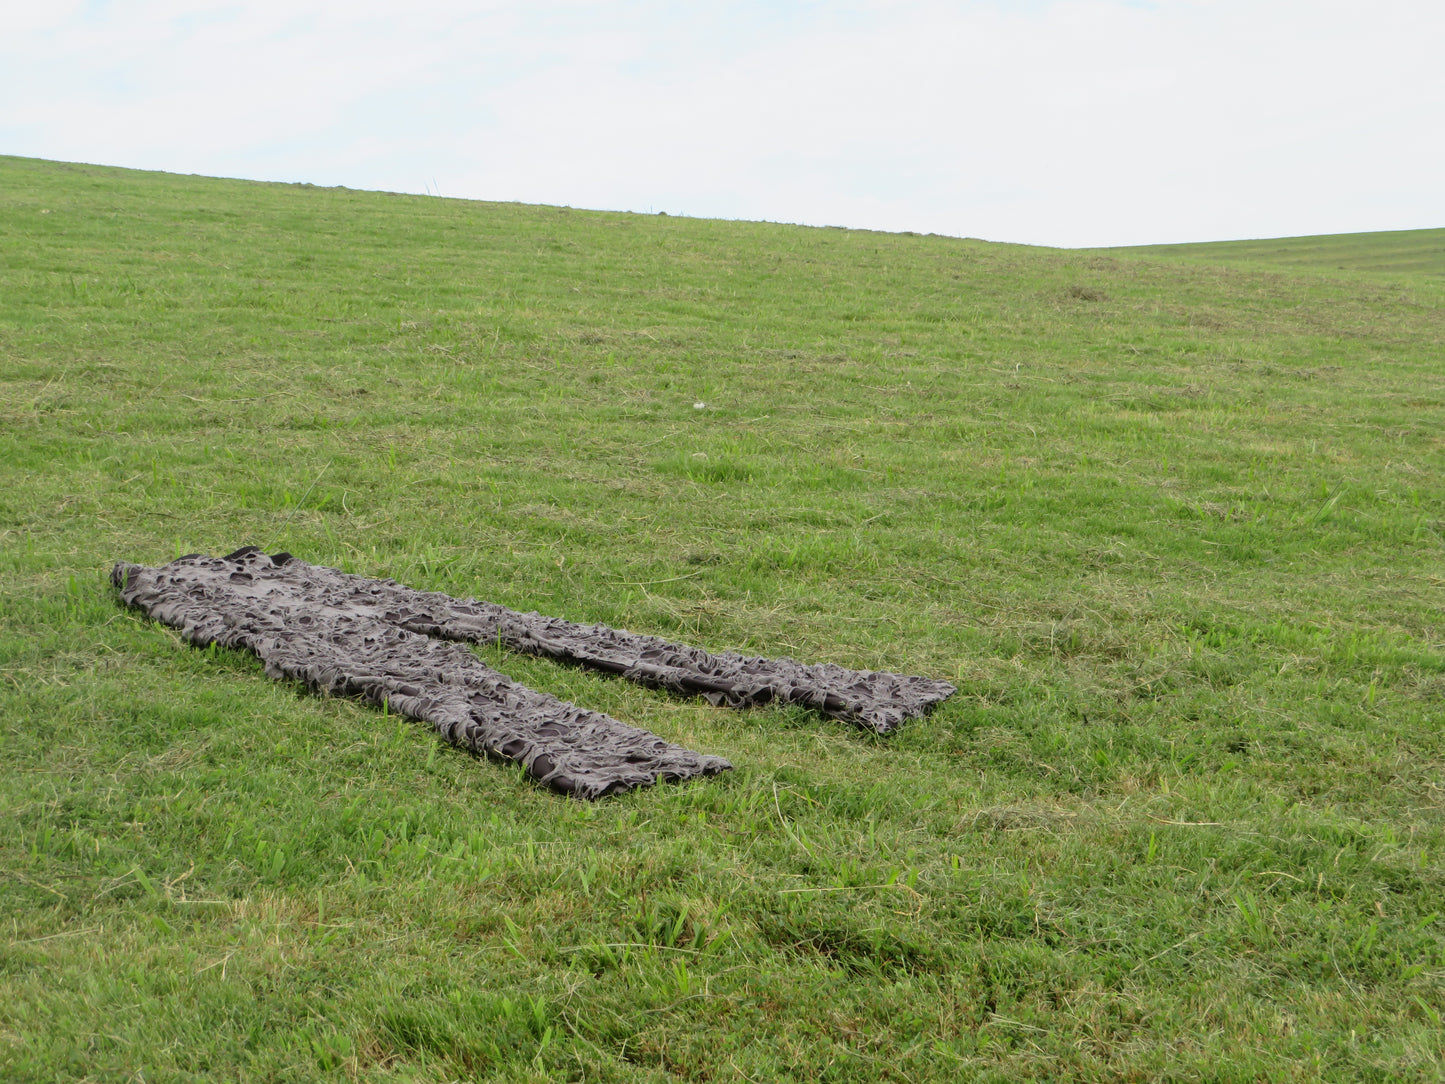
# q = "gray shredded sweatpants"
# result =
<box><xmin>113</xmin><ymin>547</ymin><xmax>954</xmax><ymax>798</ymax></box>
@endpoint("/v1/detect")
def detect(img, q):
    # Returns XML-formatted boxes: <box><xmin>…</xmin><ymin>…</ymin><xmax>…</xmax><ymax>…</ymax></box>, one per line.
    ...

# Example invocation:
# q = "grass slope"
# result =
<box><xmin>2</xmin><ymin>154</ymin><xmax>1443</xmax><ymax>1082</ymax></box>
<box><xmin>1105</xmin><ymin>227</ymin><xmax>1445</xmax><ymax>277</ymax></box>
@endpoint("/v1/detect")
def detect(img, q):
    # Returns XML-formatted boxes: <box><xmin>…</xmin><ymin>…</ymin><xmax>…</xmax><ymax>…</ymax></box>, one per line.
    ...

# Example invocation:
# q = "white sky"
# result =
<box><xmin>3</xmin><ymin>0</ymin><xmax>1441</xmax><ymax>247</ymax></box>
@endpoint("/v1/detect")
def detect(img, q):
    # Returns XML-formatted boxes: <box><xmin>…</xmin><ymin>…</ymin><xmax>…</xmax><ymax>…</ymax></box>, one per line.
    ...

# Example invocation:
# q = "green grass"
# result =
<box><xmin>2</xmin><ymin>153</ymin><xmax>1443</xmax><ymax>1082</ymax></box>
<box><xmin>1104</xmin><ymin>226</ymin><xmax>1445</xmax><ymax>277</ymax></box>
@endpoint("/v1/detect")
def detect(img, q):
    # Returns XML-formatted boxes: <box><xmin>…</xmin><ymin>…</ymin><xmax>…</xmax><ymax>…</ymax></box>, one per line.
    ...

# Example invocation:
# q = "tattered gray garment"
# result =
<box><xmin>112</xmin><ymin>548</ymin><xmax>955</xmax><ymax>796</ymax></box>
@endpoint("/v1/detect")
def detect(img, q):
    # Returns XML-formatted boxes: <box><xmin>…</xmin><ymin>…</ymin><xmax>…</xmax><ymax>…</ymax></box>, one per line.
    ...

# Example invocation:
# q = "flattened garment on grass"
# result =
<box><xmin>112</xmin><ymin>548</ymin><xmax>956</xmax><ymax>795</ymax></box>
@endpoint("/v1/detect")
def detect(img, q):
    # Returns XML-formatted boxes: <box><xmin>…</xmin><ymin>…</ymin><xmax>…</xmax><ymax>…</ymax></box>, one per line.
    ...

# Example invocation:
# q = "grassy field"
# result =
<box><xmin>1106</xmin><ymin>227</ymin><xmax>1445</xmax><ymax>277</ymax></box>
<box><xmin>2</xmin><ymin>154</ymin><xmax>1442</xmax><ymax>1082</ymax></box>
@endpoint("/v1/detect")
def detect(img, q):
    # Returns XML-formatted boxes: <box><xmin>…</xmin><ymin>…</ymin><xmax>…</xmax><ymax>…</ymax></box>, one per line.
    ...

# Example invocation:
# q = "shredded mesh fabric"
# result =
<box><xmin>112</xmin><ymin>549</ymin><xmax>730</xmax><ymax>798</ymax></box>
<box><xmin>112</xmin><ymin>547</ymin><xmax>955</xmax><ymax>796</ymax></box>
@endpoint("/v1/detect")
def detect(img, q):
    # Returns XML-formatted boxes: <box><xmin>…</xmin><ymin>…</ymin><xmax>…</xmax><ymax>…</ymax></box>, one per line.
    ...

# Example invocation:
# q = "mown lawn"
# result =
<box><xmin>2</xmin><ymin>154</ymin><xmax>1442</xmax><ymax>1082</ymax></box>
<box><xmin>1106</xmin><ymin>226</ymin><xmax>1445</xmax><ymax>277</ymax></box>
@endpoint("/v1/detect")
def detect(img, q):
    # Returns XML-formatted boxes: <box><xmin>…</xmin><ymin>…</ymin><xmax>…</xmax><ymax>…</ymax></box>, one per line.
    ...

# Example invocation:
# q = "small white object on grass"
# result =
<box><xmin>693</xmin><ymin>401</ymin><xmax>706</xmax><ymax>409</ymax></box>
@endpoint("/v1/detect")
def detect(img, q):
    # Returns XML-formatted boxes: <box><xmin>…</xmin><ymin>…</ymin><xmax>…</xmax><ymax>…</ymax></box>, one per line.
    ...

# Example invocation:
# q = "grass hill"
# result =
<box><xmin>1102</xmin><ymin>226</ymin><xmax>1445</xmax><ymax>276</ymax></box>
<box><xmin>2</xmin><ymin>154</ymin><xmax>1443</xmax><ymax>1082</ymax></box>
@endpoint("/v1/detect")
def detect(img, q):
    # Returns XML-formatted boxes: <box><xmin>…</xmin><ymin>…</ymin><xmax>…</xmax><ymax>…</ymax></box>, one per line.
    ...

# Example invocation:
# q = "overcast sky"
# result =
<box><xmin>3</xmin><ymin>0</ymin><xmax>1440</xmax><ymax>247</ymax></box>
